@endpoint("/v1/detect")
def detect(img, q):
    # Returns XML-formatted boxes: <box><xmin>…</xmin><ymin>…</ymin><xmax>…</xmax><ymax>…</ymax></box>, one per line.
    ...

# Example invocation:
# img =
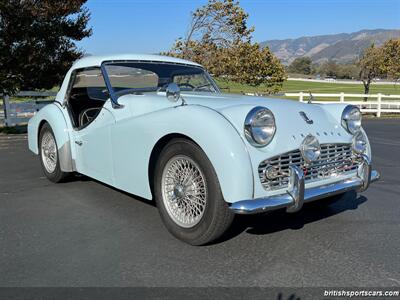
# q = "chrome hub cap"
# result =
<box><xmin>41</xmin><ymin>132</ymin><xmax>57</xmax><ymax>173</ymax></box>
<box><xmin>161</xmin><ymin>155</ymin><xmax>207</xmax><ymax>228</ymax></box>
<box><xmin>173</xmin><ymin>185</ymin><xmax>185</xmax><ymax>199</ymax></box>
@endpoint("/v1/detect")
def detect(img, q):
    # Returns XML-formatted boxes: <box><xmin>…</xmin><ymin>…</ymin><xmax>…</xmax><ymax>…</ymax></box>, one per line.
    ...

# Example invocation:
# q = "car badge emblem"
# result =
<box><xmin>299</xmin><ymin>111</ymin><xmax>313</xmax><ymax>124</ymax></box>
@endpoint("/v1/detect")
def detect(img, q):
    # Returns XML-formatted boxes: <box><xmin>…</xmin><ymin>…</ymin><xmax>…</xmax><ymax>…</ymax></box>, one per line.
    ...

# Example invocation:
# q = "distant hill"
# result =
<box><xmin>261</xmin><ymin>29</ymin><xmax>400</xmax><ymax>65</ymax></box>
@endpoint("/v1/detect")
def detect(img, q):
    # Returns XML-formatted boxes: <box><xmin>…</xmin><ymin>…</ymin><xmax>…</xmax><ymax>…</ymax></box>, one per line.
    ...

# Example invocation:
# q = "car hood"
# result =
<box><xmin>180</xmin><ymin>92</ymin><xmax>352</xmax><ymax>155</ymax></box>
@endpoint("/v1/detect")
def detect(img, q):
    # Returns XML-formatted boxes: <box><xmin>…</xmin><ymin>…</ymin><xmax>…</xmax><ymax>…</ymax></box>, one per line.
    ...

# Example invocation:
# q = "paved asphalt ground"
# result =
<box><xmin>0</xmin><ymin>119</ymin><xmax>399</xmax><ymax>288</ymax></box>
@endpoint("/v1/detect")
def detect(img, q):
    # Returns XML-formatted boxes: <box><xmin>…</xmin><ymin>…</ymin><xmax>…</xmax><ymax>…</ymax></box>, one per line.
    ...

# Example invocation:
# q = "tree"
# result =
<box><xmin>314</xmin><ymin>62</ymin><xmax>358</xmax><ymax>79</ymax></box>
<box><xmin>336</xmin><ymin>63</ymin><xmax>359</xmax><ymax>80</ymax></box>
<box><xmin>177</xmin><ymin>0</ymin><xmax>253</xmax><ymax>58</ymax></box>
<box><xmin>0</xmin><ymin>0</ymin><xmax>92</xmax><ymax>95</ymax></box>
<box><xmin>167</xmin><ymin>0</ymin><xmax>286</xmax><ymax>93</ymax></box>
<box><xmin>319</xmin><ymin>61</ymin><xmax>339</xmax><ymax>78</ymax></box>
<box><xmin>223</xmin><ymin>42</ymin><xmax>285</xmax><ymax>92</ymax></box>
<box><xmin>288</xmin><ymin>57</ymin><xmax>312</xmax><ymax>75</ymax></box>
<box><xmin>380</xmin><ymin>39</ymin><xmax>400</xmax><ymax>81</ymax></box>
<box><xmin>358</xmin><ymin>44</ymin><xmax>383</xmax><ymax>95</ymax></box>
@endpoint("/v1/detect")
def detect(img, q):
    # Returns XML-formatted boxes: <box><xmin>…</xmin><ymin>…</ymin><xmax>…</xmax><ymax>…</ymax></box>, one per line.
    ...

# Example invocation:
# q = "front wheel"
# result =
<box><xmin>154</xmin><ymin>138</ymin><xmax>234</xmax><ymax>245</ymax></box>
<box><xmin>39</xmin><ymin>123</ymin><xmax>70</xmax><ymax>183</ymax></box>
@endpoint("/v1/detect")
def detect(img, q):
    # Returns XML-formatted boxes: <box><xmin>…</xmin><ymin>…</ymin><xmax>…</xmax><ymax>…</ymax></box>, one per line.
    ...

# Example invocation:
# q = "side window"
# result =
<box><xmin>68</xmin><ymin>67</ymin><xmax>108</xmax><ymax>129</ymax></box>
<box><xmin>73</xmin><ymin>68</ymin><xmax>108</xmax><ymax>101</ymax></box>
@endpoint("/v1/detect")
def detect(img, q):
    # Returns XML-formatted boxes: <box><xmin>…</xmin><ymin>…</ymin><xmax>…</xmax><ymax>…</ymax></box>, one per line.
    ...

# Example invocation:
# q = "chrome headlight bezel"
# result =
<box><xmin>244</xmin><ymin>106</ymin><xmax>276</xmax><ymax>147</ymax></box>
<box><xmin>342</xmin><ymin>105</ymin><xmax>362</xmax><ymax>134</ymax></box>
<box><xmin>300</xmin><ymin>134</ymin><xmax>321</xmax><ymax>164</ymax></box>
<box><xmin>352</xmin><ymin>130</ymin><xmax>367</xmax><ymax>154</ymax></box>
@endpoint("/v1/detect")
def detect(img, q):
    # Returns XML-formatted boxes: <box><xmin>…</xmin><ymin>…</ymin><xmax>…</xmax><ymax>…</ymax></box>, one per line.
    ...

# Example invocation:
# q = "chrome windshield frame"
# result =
<box><xmin>100</xmin><ymin>60</ymin><xmax>220</xmax><ymax>108</ymax></box>
<box><xmin>203</xmin><ymin>70</ymin><xmax>221</xmax><ymax>93</ymax></box>
<box><xmin>100</xmin><ymin>62</ymin><xmax>123</xmax><ymax>109</ymax></box>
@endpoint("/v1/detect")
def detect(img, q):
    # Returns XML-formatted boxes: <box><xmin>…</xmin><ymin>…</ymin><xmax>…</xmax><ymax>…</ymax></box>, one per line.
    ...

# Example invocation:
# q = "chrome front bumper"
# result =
<box><xmin>230</xmin><ymin>155</ymin><xmax>380</xmax><ymax>214</ymax></box>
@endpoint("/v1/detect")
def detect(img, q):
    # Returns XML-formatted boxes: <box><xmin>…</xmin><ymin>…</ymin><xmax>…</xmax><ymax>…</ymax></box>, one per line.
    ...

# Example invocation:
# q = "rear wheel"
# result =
<box><xmin>39</xmin><ymin>123</ymin><xmax>69</xmax><ymax>183</ymax></box>
<box><xmin>154</xmin><ymin>138</ymin><xmax>234</xmax><ymax>245</ymax></box>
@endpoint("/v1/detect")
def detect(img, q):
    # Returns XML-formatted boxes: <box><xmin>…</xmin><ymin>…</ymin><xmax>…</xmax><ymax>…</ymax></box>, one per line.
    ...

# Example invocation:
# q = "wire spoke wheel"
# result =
<box><xmin>155</xmin><ymin>139</ymin><xmax>234</xmax><ymax>245</ymax></box>
<box><xmin>41</xmin><ymin>131</ymin><xmax>57</xmax><ymax>174</ymax></box>
<box><xmin>161</xmin><ymin>155</ymin><xmax>207</xmax><ymax>228</ymax></box>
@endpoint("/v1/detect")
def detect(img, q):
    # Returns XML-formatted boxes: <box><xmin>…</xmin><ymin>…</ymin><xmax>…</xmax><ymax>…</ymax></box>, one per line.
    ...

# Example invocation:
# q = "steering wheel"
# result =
<box><xmin>193</xmin><ymin>83</ymin><xmax>212</xmax><ymax>91</ymax></box>
<box><xmin>79</xmin><ymin>107</ymin><xmax>101</xmax><ymax>127</ymax></box>
<box><xmin>177</xmin><ymin>83</ymin><xmax>196</xmax><ymax>90</ymax></box>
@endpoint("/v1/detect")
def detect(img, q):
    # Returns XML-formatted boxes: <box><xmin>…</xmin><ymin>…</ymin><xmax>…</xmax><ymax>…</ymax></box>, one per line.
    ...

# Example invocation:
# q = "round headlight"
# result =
<box><xmin>300</xmin><ymin>134</ymin><xmax>321</xmax><ymax>164</ymax></box>
<box><xmin>342</xmin><ymin>105</ymin><xmax>361</xmax><ymax>134</ymax></box>
<box><xmin>352</xmin><ymin>130</ymin><xmax>367</xmax><ymax>154</ymax></box>
<box><xmin>244</xmin><ymin>107</ymin><xmax>276</xmax><ymax>147</ymax></box>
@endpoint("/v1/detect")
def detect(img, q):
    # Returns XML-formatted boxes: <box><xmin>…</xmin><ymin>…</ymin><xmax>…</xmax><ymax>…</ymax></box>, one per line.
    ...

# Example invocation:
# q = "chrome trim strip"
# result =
<box><xmin>230</xmin><ymin>155</ymin><xmax>380</xmax><ymax>214</ymax></box>
<box><xmin>53</xmin><ymin>102</ymin><xmax>76</xmax><ymax>172</ymax></box>
<box><xmin>58</xmin><ymin>140</ymin><xmax>74</xmax><ymax>172</ymax></box>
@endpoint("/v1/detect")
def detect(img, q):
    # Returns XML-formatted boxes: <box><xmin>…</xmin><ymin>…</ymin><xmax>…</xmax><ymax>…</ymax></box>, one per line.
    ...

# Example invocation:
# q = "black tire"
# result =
<box><xmin>39</xmin><ymin>123</ymin><xmax>69</xmax><ymax>183</ymax></box>
<box><xmin>154</xmin><ymin>138</ymin><xmax>234</xmax><ymax>245</ymax></box>
<box><xmin>307</xmin><ymin>193</ymin><xmax>345</xmax><ymax>209</ymax></box>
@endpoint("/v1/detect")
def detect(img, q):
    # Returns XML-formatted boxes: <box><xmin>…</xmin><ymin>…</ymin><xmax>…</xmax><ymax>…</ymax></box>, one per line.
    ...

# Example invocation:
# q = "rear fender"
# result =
<box><xmin>27</xmin><ymin>103</ymin><xmax>74</xmax><ymax>172</ymax></box>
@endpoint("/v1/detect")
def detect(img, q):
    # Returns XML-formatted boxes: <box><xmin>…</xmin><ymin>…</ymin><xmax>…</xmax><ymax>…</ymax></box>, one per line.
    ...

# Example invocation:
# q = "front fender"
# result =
<box><xmin>317</xmin><ymin>103</ymin><xmax>349</xmax><ymax>124</ymax></box>
<box><xmin>27</xmin><ymin>103</ymin><xmax>74</xmax><ymax>172</ymax></box>
<box><xmin>111</xmin><ymin>105</ymin><xmax>254</xmax><ymax>204</ymax></box>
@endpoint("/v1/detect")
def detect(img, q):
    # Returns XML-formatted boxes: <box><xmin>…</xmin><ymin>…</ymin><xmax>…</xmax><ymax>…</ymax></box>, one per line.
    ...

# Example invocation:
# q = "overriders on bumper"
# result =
<box><xmin>230</xmin><ymin>154</ymin><xmax>380</xmax><ymax>214</ymax></box>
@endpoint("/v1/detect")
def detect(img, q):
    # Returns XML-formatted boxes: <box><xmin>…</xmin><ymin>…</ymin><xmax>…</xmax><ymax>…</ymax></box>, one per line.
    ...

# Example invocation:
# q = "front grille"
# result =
<box><xmin>258</xmin><ymin>144</ymin><xmax>359</xmax><ymax>191</ymax></box>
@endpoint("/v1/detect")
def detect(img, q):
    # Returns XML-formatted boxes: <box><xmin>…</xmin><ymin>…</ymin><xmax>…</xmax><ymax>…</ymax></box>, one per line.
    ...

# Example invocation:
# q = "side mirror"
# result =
<box><xmin>166</xmin><ymin>83</ymin><xmax>180</xmax><ymax>102</ymax></box>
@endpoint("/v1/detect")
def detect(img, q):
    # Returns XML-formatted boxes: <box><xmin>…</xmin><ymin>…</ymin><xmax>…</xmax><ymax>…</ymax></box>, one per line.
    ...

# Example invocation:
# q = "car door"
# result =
<box><xmin>72</xmin><ymin>101</ymin><xmax>116</xmax><ymax>185</ymax></box>
<box><xmin>65</xmin><ymin>67</ymin><xmax>117</xmax><ymax>185</ymax></box>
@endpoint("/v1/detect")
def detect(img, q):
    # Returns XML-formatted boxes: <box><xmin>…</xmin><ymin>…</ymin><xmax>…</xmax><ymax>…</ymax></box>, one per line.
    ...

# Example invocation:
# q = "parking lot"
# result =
<box><xmin>0</xmin><ymin>119</ymin><xmax>399</xmax><ymax>287</ymax></box>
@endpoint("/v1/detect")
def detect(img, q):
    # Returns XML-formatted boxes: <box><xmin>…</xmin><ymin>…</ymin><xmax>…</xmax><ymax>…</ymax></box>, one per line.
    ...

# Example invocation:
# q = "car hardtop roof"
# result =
<box><xmin>71</xmin><ymin>54</ymin><xmax>203</xmax><ymax>70</ymax></box>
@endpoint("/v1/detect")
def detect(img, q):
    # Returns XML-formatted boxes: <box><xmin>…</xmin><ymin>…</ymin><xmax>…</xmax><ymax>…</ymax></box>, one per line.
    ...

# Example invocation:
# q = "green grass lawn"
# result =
<box><xmin>282</xmin><ymin>80</ymin><xmax>400</xmax><ymax>95</ymax></box>
<box><xmin>216</xmin><ymin>78</ymin><xmax>400</xmax><ymax>99</ymax></box>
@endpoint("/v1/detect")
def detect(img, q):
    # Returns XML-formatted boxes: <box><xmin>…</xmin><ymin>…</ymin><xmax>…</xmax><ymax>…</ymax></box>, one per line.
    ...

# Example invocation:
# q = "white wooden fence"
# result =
<box><xmin>1</xmin><ymin>92</ymin><xmax>56</xmax><ymax>126</ymax></box>
<box><xmin>285</xmin><ymin>92</ymin><xmax>400</xmax><ymax>117</ymax></box>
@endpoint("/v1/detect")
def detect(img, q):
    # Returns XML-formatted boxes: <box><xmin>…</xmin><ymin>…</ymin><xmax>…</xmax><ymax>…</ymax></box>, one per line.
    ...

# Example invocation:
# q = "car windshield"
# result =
<box><xmin>103</xmin><ymin>62</ymin><xmax>220</xmax><ymax>96</ymax></box>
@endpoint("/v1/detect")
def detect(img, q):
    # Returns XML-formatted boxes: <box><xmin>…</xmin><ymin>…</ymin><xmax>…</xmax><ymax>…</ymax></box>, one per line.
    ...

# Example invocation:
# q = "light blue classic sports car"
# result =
<box><xmin>28</xmin><ymin>54</ymin><xmax>380</xmax><ymax>245</ymax></box>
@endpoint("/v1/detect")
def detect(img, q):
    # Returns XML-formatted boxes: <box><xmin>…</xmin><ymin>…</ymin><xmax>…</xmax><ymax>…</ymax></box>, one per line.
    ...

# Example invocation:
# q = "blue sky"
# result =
<box><xmin>78</xmin><ymin>0</ymin><xmax>400</xmax><ymax>54</ymax></box>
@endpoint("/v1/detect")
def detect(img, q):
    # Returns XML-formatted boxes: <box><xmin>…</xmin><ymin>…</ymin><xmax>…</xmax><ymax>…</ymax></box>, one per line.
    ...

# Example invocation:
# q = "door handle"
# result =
<box><xmin>75</xmin><ymin>140</ymin><xmax>83</xmax><ymax>146</ymax></box>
